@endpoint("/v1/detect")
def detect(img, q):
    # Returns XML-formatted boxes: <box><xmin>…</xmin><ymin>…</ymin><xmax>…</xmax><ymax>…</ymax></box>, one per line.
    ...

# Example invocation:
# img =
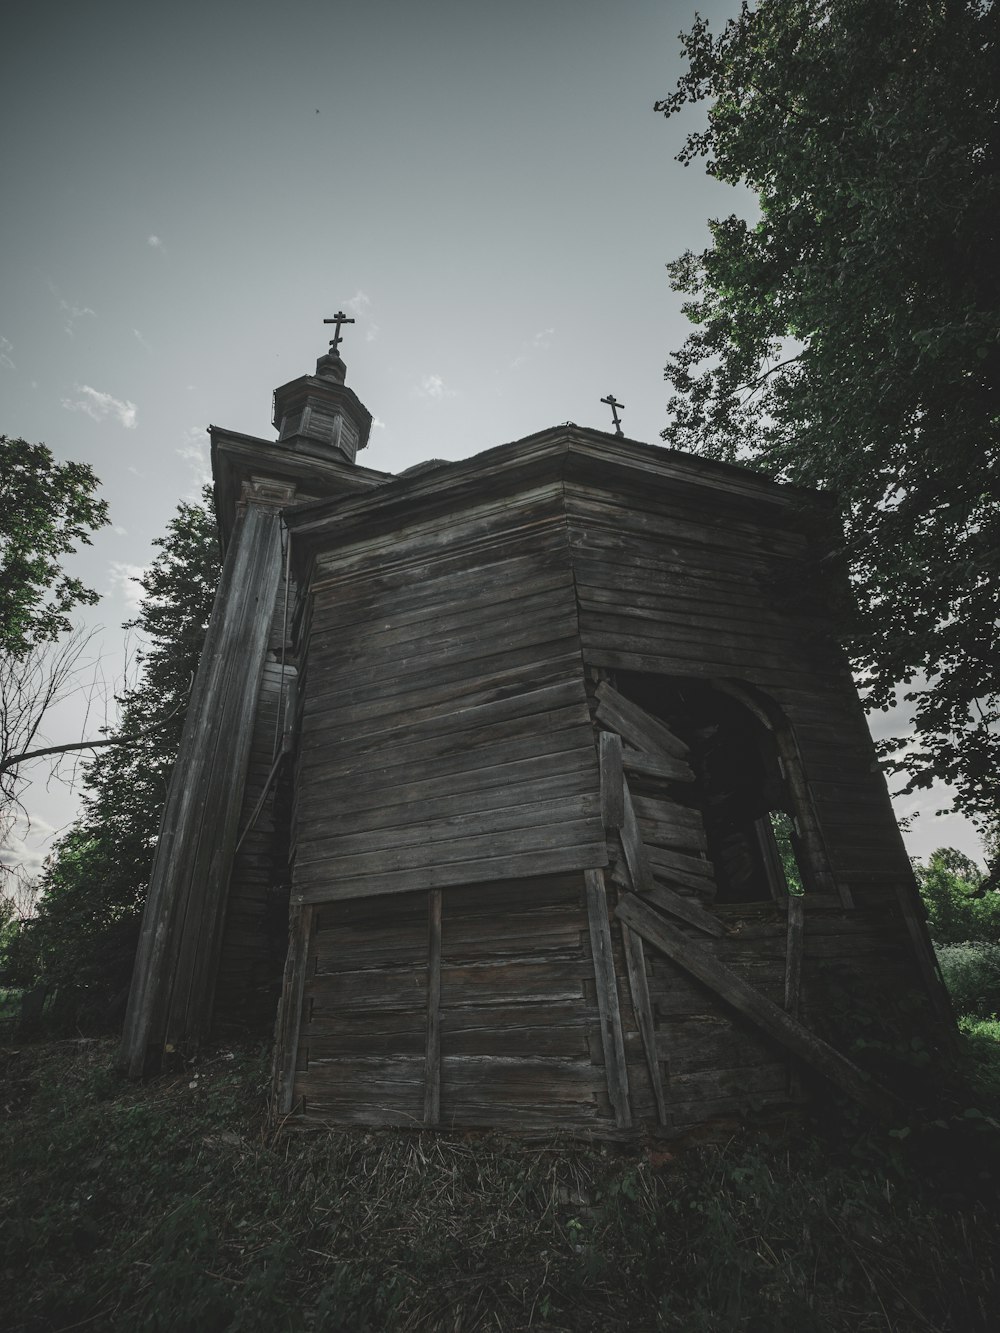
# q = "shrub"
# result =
<box><xmin>936</xmin><ymin>942</ymin><xmax>1000</xmax><ymax>1019</ymax></box>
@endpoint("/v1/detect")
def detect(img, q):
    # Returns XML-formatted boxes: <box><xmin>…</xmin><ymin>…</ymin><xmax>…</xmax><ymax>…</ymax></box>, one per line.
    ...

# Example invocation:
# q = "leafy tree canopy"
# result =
<box><xmin>916</xmin><ymin>845</ymin><xmax>1000</xmax><ymax>946</ymax></box>
<box><xmin>2</xmin><ymin>491</ymin><xmax>220</xmax><ymax>1020</ymax></box>
<box><xmin>0</xmin><ymin>435</ymin><xmax>109</xmax><ymax>656</ymax></box>
<box><xmin>658</xmin><ymin>0</ymin><xmax>999</xmax><ymax>832</ymax></box>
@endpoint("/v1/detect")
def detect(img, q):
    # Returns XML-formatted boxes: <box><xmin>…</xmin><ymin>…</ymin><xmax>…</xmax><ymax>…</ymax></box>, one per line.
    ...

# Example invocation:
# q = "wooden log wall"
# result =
<box><xmin>292</xmin><ymin>874</ymin><xmax>616</xmax><ymax>1133</ymax></box>
<box><xmin>289</xmin><ymin>485</ymin><xmax>606</xmax><ymax>907</ymax></box>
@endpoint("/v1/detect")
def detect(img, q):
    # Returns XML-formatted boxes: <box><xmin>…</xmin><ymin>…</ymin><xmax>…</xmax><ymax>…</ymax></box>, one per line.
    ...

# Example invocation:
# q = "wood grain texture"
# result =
<box><xmin>621</xmin><ymin>921</ymin><xmax>669</xmax><ymax>1127</ymax></box>
<box><xmin>616</xmin><ymin>894</ymin><xmax>899</xmax><ymax>1118</ymax></box>
<box><xmin>585</xmin><ymin>870</ymin><xmax>632</xmax><ymax>1129</ymax></box>
<box><xmin>424</xmin><ymin>890</ymin><xmax>442</xmax><ymax>1125</ymax></box>
<box><xmin>600</xmin><ymin>731</ymin><xmax>625</xmax><ymax>829</ymax></box>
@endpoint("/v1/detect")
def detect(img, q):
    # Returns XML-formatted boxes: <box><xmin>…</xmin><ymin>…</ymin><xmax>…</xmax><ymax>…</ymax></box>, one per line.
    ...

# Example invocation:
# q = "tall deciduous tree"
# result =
<box><xmin>2</xmin><ymin>492</ymin><xmax>220</xmax><ymax>1021</ymax></box>
<box><xmin>657</xmin><ymin>1</ymin><xmax>999</xmax><ymax>834</ymax></box>
<box><xmin>0</xmin><ymin>436</ymin><xmax>109</xmax><ymax>657</ymax></box>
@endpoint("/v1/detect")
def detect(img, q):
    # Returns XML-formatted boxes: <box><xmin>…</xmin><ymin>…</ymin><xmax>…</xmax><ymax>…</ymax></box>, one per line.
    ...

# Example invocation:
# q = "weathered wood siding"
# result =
<box><xmin>290</xmin><ymin>486</ymin><xmax>606</xmax><ymax>905</ymax></box>
<box><xmin>563</xmin><ymin>474</ymin><xmax>913</xmax><ymax>901</ymax></box>
<box><xmin>614</xmin><ymin>892</ymin><xmax>917</xmax><ymax>1131</ymax></box>
<box><xmin>293</xmin><ymin>874</ymin><xmax>615</xmax><ymax>1132</ymax></box>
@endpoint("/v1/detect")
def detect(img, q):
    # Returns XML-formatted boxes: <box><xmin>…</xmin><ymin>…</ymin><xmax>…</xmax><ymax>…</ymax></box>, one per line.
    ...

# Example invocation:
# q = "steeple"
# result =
<box><xmin>271</xmin><ymin>331</ymin><xmax>373</xmax><ymax>465</ymax></box>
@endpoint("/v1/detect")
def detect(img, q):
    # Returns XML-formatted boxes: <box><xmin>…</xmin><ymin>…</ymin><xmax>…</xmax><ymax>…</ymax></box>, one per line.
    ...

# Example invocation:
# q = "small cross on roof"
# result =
<box><xmin>323</xmin><ymin>311</ymin><xmax>356</xmax><ymax>355</ymax></box>
<box><xmin>600</xmin><ymin>394</ymin><xmax>625</xmax><ymax>437</ymax></box>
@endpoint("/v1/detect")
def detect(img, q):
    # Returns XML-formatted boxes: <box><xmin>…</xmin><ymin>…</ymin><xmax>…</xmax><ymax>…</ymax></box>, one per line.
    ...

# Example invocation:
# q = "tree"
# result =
<box><xmin>916</xmin><ymin>846</ymin><xmax>1000</xmax><ymax>946</ymax></box>
<box><xmin>0</xmin><ymin>436</ymin><xmax>109</xmax><ymax>657</ymax></box>
<box><xmin>2</xmin><ymin>492</ymin><xmax>221</xmax><ymax>1022</ymax></box>
<box><xmin>657</xmin><ymin>1</ymin><xmax>999</xmax><ymax>835</ymax></box>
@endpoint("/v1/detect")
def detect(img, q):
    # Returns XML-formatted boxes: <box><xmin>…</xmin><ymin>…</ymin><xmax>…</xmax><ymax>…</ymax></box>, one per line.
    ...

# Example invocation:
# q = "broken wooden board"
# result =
<box><xmin>615</xmin><ymin>893</ymin><xmax>900</xmax><ymax>1119</ymax></box>
<box><xmin>585</xmin><ymin>870</ymin><xmax>632</xmax><ymax>1129</ymax></box>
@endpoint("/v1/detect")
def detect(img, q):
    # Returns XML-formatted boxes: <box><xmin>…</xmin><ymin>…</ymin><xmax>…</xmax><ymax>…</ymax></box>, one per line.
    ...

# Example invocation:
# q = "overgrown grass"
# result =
<box><xmin>2</xmin><ymin>1036</ymin><xmax>999</xmax><ymax>1332</ymax></box>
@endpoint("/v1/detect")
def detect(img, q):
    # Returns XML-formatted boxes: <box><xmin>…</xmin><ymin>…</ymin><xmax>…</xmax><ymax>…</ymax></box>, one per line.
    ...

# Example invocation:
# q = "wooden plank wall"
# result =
<box><xmin>289</xmin><ymin>486</ymin><xmax>606</xmax><ymax>906</ymax></box>
<box><xmin>564</xmin><ymin>478</ymin><xmax>915</xmax><ymax>900</ymax></box>
<box><xmin>294</xmin><ymin>874</ymin><xmax>615</xmax><ymax>1133</ymax></box>
<box><xmin>627</xmin><ymin>896</ymin><xmax>915</xmax><ymax>1131</ymax></box>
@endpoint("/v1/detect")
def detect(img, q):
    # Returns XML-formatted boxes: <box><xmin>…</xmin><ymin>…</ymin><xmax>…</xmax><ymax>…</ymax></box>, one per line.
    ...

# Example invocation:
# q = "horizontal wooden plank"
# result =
<box><xmin>441</xmin><ymin>1021</ymin><xmax>595</xmax><ymax>1060</ymax></box>
<box><xmin>297</xmin><ymin>813</ymin><xmax>605</xmax><ymax>883</ymax></box>
<box><xmin>296</xmin><ymin>722</ymin><xmax>596</xmax><ymax>814</ymax></box>
<box><xmin>595</xmin><ymin>681</ymin><xmax>691</xmax><ymax>761</ymax></box>
<box><xmin>291</xmin><ymin>842</ymin><xmax>610</xmax><ymax>904</ymax></box>
<box><xmin>306</xmin><ymin>633</ymin><xmax>586</xmax><ymax>713</ymax></box>
<box><xmin>645</xmin><ymin>883</ymin><xmax>726</xmax><ymax>938</ymax></box>
<box><xmin>300</xmin><ymin>700</ymin><xmax>592</xmax><ymax>779</ymax></box>
<box><xmin>623</xmin><ymin>747</ymin><xmax>696</xmax><ymax>785</ymax></box>
<box><xmin>301</xmin><ymin>651</ymin><xmax>583</xmax><ymax>736</ymax></box>
<box><xmin>302</xmin><ymin>678</ymin><xmax>585</xmax><ymax>756</ymax></box>
<box><xmin>308</xmin><ymin>966</ymin><xmax>429</xmax><ymax>1013</ymax></box>
<box><xmin>310</xmin><ymin>571</ymin><xmax>575</xmax><ymax>652</ymax></box>
<box><xmin>441</xmin><ymin>959</ymin><xmax>592</xmax><ymax>1006</ymax></box>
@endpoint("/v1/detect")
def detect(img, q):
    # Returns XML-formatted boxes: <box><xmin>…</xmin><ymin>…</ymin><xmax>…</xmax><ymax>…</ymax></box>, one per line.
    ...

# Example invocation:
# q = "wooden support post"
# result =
<box><xmin>616</xmin><ymin>893</ymin><xmax>900</xmax><ymax>1119</ymax></box>
<box><xmin>784</xmin><ymin>896</ymin><xmax>804</xmax><ymax>1017</ymax></box>
<box><xmin>584</xmin><ymin>869</ymin><xmax>632</xmax><ymax>1129</ymax></box>
<box><xmin>619</xmin><ymin>774</ymin><xmax>655</xmax><ymax>896</ymax></box>
<box><xmin>423</xmin><ymin>888</ymin><xmax>443</xmax><ymax>1126</ymax></box>
<box><xmin>273</xmin><ymin>904</ymin><xmax>314</xmax><ymax>1115</ymax></box>
<box><xmin>599</xmin><ymin>730</ymin><xmax>624</xmax><ymax>829</ymax></box>
<box><xmin>784</xmin><ymin>895</ymin><xmax>805</xmax><ymax>1099</ymax></box>
<box><xmin>120</xmin><ymin>481</ymin><xmax>293</xmax><ymax>1076</ymax></box>
<box><xmin>621</xmin><ymin>922</ymin><xmax>670</xmax><ymax>1127</ymax></box>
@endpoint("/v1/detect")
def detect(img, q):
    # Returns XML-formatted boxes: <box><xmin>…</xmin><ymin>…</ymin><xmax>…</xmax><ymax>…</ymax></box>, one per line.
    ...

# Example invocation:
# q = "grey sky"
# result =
<box><xmin>0</xmin><ymin>0</ymin><xmax>981</xmax><ymax>870</ymax></box>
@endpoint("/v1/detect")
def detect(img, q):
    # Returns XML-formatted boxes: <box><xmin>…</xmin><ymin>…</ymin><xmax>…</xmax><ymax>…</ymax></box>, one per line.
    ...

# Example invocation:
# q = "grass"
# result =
<box><xmin>1</xmin><ymin>1032</ymin><xmax>999</xmax><ymax>1332</ymax></box>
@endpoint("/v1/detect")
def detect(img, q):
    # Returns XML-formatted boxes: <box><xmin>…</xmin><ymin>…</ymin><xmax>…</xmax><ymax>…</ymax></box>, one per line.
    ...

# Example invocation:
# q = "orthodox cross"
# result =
<box><xmin>600</xmin><ymin>394</ymin><xmax>625</xmax><ymax>437</ymax></box>
<box><xmin>323</xmin><ymin>311</ymin><xmax>355</xmax><ymax>354</ymax></box>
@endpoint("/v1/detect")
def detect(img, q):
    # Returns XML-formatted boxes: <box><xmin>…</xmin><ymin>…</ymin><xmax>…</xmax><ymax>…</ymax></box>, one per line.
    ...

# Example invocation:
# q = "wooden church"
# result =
<box><xmin>120</xmin><ymin>326</ymin><xmax>951</xmax><ymax>1135</ymax></box>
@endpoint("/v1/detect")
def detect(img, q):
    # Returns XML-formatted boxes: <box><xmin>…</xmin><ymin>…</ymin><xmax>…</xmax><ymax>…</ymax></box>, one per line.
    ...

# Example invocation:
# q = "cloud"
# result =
<box><xmin>346</xmin><ymin>290</ymin><xmax>379</xmax><ymax>343</ymax></box>
<box><xmin>112</xmin><ymin>525</ymin><xmax>128</xmax><ymax>536</ymax></box>
<box><xmin>147</xmin><ymin>234</ymin><xmax>164</xmax><ymax>250</ymax></box>
<box><xmin>61</xmin><ymin>384</ymin><xmax>137</xmax><ymax>429</ymax></box>
<box><xmin>133</xmin><ymin>328</ymin><xmax>153</xmax><ymax>353</ymax></box>
<box><xmin>511</xmin><ymin>327</ymin><xmax>556</xmax><ymax>369</ymax></box>
<box><xmin>372</xmin><ymin>416</ymin><xmax>386</xmax><ymax>430</ymax></box>
<box><xmin>0</xmin><ymin>336</ymin><xmax>14</xmax><ymax>370</ymax></box>
<box><xmin>60</xmin><ymin>298</ymin><xmax>97</xmax><ymax>338</ymax></box>
<box><xmin>178</xmin><ymin>426</ymin><xmax>210</xmax><ymax>488</ymax></box>
<box><xmin>108</xmin><ymin>561</ymin><xmax>149</xmax><ymax>612</ymax></box>
<box><xmin>0</xmin><ymin>811</ymin><xmax>58</xmax><ymax>879</ymax></box>
<box><xmin>417</xmin><ymin>373</ymin><xmax>457</xmax><ymax>401</ymax></box>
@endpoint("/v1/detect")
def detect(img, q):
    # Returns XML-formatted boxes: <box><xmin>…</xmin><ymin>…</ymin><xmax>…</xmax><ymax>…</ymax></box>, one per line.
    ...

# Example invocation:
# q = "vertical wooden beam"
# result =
<box><xmin>120</xmin><ymin>481</ymin><xmax>293</xmax><ymax>1076</ymax></box>
<box><xmin>621</xmin><ymin>922</ymin><xmax>670</xmax><ymax>1127</ymax></box>
<box><xmin>273</xmin><ymin>904</ymin><xmax>314</xmax><ymax>1115</ymax></box>
<box><xmin>584</xmin><ymin>869</ymin><xmax>632</xmax><ymax>1130</ymax></box>
<box><xmin>599</xmin><ymin>731</ymin><xmax>624</xmax><ymax>829</ymax></box>
<box><xmin>784</xmin><ymin>896</ymin><xmax>805</xmax><ymax>1017</ymax></box>
<box><xmin>784</xmin><ymin>895</ymin><xmax>805</xmax><ymax>1098</ymax></box>
<box><xmin>423</xmin><ymin>888</ymin><xmax>443</xmax><ymax>1126</ymax></box>
<box><xmin>619</xmin><ymin>774</ymin><xmax>655</xmax><ymax>895</ymax></box>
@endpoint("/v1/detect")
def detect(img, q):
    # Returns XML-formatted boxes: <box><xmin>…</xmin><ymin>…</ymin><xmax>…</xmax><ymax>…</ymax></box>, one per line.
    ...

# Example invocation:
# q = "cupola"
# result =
<box><xmin>271</xmin><ymin>313</ymin><xmax>372</xmax><ymax>464</ymax></box>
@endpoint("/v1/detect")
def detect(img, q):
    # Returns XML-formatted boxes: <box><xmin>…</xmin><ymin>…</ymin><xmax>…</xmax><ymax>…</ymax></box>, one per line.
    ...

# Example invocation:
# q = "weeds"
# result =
<box><xmin>1</xmin><ymin>1035</ymin><xmax>999</xmax><ymax>1331</ymax></box>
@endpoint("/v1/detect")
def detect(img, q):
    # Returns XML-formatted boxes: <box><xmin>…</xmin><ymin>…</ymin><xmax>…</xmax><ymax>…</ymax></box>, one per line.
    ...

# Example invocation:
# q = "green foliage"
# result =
<box><xmin>657</xmin><ymin>1</ymin><xmax>999</xmax><ymax>828</ymax></box>
<box><xmin>3</xmin><ymin>493</ymin><xmax>220</xmax><ymax>1022</ymax></box>
<box><xmin>937</xmin><ymin>944</ymin><xmax>1000</xmax><ymax>1020</ymax></box>
<box><xmin>0</xmin><ymin>435</ymin><xmax>109</xmax><ymax>656</ymax></box>
<box><xmin>916</xmin><ymin>846</ymin><xmax>1000</xmax><ymax>947</ymax></box>
<box><xmin>2</xmin><ymin>1038</ymin><xmax>999</xmax><ymax>1332</ymax></box>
